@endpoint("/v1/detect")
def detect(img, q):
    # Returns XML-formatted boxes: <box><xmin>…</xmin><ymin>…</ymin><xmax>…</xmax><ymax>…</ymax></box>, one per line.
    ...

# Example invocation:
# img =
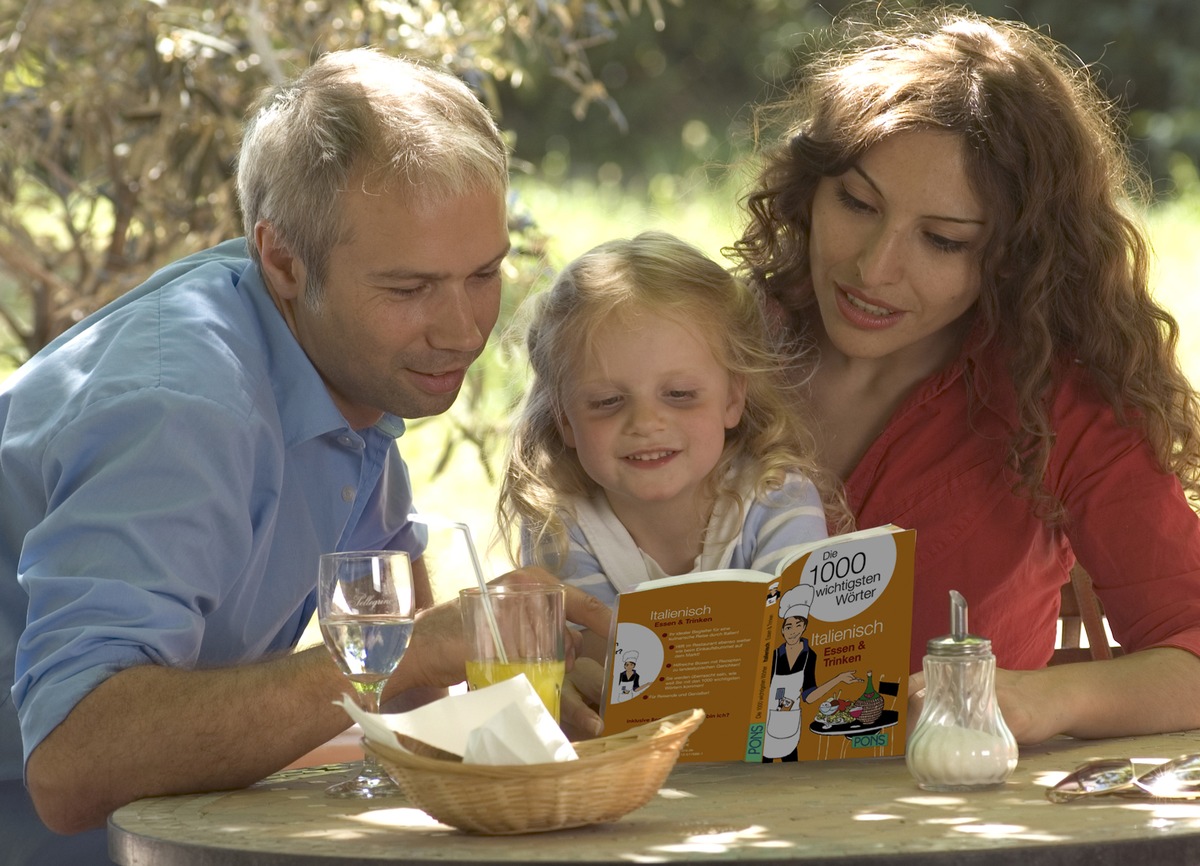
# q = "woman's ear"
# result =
<box><xmin>725</xmin><ymin>374</ymin><xmax>748</xmax><ymax>429</ymax></box>
<box><xmin>254</xmin><ymin>221</ymin><xmax>306</xmax><ymax>303</ymax></box>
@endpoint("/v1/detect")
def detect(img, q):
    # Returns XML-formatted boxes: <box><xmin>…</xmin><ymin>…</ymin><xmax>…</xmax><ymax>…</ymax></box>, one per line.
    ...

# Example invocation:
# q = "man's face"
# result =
<box><xmin>290</xmin><ymin>185</ymin><xmax>509</xmax><ymax>429</ymax></box>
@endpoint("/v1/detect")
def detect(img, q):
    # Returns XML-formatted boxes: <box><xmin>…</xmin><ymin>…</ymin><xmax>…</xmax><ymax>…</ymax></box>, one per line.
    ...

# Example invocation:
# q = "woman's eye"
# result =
<box><xmin>926</xmin><ymin>233</ymin><xmax>969</xmax><ymax>254</ymax></box>
<box><xmin>835</xmin><ymin>185</ymin><xmax>875</xmax><ymax>214</ymax></box>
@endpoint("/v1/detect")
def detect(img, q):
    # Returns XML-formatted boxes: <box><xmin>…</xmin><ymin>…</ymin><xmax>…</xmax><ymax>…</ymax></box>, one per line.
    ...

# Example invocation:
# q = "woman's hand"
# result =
<box><xmin>908</xmin><ymin>649</ymin><xmax>1200</xmax><ymax>746</ymax></box>
<box><xmin>907</xmin><ymin>666</ymin><xmax>1088</xmax><ymax>745</ymax></box>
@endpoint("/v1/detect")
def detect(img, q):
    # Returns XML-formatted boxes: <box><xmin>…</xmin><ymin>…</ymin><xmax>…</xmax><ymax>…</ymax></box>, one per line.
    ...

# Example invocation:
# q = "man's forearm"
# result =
<box><xmin>26</xmin><ymin>645</ymin><xmax>351</xmax><ymax>834</ymax></box>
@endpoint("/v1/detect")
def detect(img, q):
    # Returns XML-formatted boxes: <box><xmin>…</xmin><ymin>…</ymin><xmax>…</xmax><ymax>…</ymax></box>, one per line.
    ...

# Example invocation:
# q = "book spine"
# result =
<box><xmin>743</xmin><ymin>591</ymin><xmax>778</xmax><ymax>762</ymax></box>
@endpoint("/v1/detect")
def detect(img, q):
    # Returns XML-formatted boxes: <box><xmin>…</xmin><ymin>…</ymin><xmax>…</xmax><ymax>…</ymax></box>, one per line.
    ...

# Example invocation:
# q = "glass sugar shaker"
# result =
<box><xmin>906</xmin><ymin>590</ymin><xmax>1018</xmax><ymax>791</ymax></box>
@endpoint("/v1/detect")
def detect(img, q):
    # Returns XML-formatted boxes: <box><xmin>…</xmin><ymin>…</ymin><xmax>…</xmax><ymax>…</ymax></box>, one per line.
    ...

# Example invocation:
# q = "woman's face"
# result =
<box><xmin>807</xmin><ymin>129</ymin><xmax>988</xmax><ymax>367</ymax></box>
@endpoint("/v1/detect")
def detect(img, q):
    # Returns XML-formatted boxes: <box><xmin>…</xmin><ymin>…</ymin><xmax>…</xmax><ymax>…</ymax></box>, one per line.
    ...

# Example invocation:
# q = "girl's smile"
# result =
<box><xmin>560</xmin><ymin>309</ymin><xmax>746</xmax><ymax>532</ymax></box>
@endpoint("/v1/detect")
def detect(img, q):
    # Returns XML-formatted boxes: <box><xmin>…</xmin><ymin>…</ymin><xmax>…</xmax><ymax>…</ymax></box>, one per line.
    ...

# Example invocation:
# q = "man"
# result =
<box><xmin>0</xmin><ymin>49</ymin><xmax>608</xmax><ymax>863</ymax></box>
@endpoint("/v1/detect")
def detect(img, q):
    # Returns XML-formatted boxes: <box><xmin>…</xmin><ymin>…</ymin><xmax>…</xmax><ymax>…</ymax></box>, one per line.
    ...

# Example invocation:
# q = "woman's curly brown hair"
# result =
<box><xmin>731</xmin><ymin>3</ymin><xmax>1200</xmax><ymax>520</ymax></box>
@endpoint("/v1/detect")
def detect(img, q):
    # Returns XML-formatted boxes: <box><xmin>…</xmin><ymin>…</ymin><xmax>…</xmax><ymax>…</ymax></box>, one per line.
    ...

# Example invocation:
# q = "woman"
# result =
<box><xmin>733</xmin><ymin>5</ymin><xmax>1200</xmax><ymax>744</ymax></box>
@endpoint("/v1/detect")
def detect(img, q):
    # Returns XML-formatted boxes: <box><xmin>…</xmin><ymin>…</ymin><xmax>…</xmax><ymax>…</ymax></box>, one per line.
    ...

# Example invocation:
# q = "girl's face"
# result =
<box><xmin>560</xmin><ymin>309</ymin><xmax>746</xmax><ymax>516</ymax></box>
<box><xmin>807</xmin><ymin>129</ymin><xmax>988</xmax><ymax>369</ymax></box>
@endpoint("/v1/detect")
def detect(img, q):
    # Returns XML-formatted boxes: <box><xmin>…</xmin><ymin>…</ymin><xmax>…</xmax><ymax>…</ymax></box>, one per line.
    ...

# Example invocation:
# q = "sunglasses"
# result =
<box><xmin>1046</xmin><ymin>754</ymin><xmax>1200</xmax><ymax>803</ymax></box>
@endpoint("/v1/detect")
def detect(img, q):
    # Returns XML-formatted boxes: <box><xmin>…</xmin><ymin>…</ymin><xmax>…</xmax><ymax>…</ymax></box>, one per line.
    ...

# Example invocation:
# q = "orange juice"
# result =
<box><xmin>464</xmin><ymin>659</ymin><xmax>566</xmax><ymax>721</ymax></box>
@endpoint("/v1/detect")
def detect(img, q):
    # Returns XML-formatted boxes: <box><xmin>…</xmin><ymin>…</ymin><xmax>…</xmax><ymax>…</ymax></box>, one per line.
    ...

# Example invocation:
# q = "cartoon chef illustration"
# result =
<box><xmin>763</xmin><ymin>583</ymin><xmax>863</xmax><ymax>762</ymax></box>
<box><xmin>615</xmin><ymin>650</ymin><xmax>643</xmax><ymax>702</ymax></box>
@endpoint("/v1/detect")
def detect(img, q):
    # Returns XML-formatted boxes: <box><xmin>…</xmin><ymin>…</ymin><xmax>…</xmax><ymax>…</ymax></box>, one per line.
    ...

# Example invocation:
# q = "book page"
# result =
<box><xmin>768</xmin><ymin>528</ymin><xmax>915</xmax><ymax>762</ymax></box>
<box><xmin>605</xmin><ymin>573</ymin><xmax>777</xmax><ymax>762</ymax></box>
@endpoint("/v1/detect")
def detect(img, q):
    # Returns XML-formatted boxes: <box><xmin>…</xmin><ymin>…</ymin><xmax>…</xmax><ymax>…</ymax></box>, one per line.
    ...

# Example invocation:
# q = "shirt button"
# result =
<box><xmin>341</xmin><ymin>486</ymin><xmax>355</xmax><ymax>502</ymax></box>
<box><xmin>338</xmin><ymin>435</ymin><xmax>353</xmax><ymax>447</ymax></box>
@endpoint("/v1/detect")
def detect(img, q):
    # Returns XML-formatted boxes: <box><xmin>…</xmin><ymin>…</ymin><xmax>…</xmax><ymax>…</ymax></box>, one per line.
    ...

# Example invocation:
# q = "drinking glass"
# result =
<box><xmin>459</xmin><ymin>585</ymin><xmax>566</xmax><ymax>721</ymax></box>
<box><xmin>318</xmin><ymin>550</ymin><xmax>415</xmax><ymax>798</ymax></box>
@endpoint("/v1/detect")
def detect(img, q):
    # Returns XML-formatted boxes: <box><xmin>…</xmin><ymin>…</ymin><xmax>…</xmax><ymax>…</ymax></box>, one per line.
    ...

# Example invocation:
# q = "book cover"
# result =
<box><xmin>601</xmin><ymin>524</ymin><xmax>915</xmax><ymax>763</ymax></box>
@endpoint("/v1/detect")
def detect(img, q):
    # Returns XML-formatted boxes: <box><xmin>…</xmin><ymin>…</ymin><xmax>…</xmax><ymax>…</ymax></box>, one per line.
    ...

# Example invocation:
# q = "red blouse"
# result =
<box><xmin>845</xmin><ymin>346</ymin><xmax>1200</xmax><ymax>671</ymax></box>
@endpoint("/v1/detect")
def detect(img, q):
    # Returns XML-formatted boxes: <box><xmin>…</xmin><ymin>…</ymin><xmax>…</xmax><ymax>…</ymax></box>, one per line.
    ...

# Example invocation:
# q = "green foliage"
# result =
<box><xmin>0</xmin><ymin>0</ymin><xmax>677</xmax><ymax>365</ymax></box>
<box><xmin>499</xmin><ymin>0</ymin><xmax>1200</xmax><ymax>198</ymax></box>
<box><xmin>966</xmin><ymin>0</ymin><xmax>1200</xmax><ymax>198</ymax></box>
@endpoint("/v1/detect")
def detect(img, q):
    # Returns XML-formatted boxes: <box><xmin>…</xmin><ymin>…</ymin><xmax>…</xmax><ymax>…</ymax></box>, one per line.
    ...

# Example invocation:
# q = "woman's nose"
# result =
<box><xmin>857</xmin><ymin>224</ymin><xmax>905</xmax><ymax>287</ymax></box>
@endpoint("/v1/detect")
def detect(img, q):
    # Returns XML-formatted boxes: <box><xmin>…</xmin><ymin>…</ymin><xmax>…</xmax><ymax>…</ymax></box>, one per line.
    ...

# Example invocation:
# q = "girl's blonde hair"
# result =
<box><xmin>733</xmin><ymin>4</ymin><xmax>1200</xmax><ymax>519</ymax></box>
<box><xmin>498</xmin><ymin>230</ymin><xmax>845</xmax><ymax>571</ymax></box>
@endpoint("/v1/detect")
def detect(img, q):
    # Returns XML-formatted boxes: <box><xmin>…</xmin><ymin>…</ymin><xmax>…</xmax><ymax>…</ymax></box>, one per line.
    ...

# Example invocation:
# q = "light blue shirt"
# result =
<box><xmin>0</xmin><ymin>240</ymin><xmax>426</xmax><ymax>785</ymax></box>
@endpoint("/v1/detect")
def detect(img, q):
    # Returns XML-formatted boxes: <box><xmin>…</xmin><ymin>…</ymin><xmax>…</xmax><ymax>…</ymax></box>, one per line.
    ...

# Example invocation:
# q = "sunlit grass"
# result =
<box><xmin>1147</xmin><ymin>196</ymin><xmax>1200</xmax><ymax>383</ymax></box>
<box><xmin>510</xmin><ymin>169</ymin><xmax>746</xmax><ymax>269</ymax></box>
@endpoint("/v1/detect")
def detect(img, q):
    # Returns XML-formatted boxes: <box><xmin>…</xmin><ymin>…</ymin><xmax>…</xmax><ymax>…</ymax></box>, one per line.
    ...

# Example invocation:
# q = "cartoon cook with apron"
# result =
<box><xmin>763</xmin><ymin>584</ymin><xmax>864</xmax><ymax>762</ymax></box>
<box><xmin>615</xmin><ymin>651</ymin><xmax>642</xmax><ymax>702</ymax></box>
<box><xmin>763</xmin><ymin>584</ymin><xmax>817</xmax><ymax>761</ymax></box>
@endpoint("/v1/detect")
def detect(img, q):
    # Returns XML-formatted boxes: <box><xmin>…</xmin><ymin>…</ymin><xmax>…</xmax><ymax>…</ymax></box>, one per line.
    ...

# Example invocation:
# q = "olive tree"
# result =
<box><xmin>0</xmin><ymin>0</ymin><xmax>677</xmax><ymax>359</ymax></box>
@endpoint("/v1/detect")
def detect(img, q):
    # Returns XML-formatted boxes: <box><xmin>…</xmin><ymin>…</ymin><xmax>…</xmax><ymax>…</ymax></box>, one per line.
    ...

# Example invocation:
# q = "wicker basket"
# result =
<box><xmin>363</xmin><ymin>708</ymin><xmax>705</xmax><ymax>835</ymax></box>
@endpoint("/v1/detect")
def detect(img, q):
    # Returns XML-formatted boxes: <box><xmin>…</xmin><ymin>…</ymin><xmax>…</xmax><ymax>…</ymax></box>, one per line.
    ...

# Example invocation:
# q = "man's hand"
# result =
<box><xmin>561</xmin><ymin>657</ymin><xmax>606</xmax><ymax>740</ymax></box>
<box><xmin>388</xmin><ymin>566</ymin><xmax>613</xmax><ymax>702</ymax></box>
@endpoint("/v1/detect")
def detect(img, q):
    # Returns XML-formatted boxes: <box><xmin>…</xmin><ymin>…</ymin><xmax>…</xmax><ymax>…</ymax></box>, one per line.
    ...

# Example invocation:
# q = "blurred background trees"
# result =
<box><xmin>3</xmin><ymin>0</ymin><xmax>1198</xmax><ymax>367</ymax></box>
<box><xmin>0</xmin><ymin>0</ymin><xmax>678</xmax><ymax>365</ymax></box>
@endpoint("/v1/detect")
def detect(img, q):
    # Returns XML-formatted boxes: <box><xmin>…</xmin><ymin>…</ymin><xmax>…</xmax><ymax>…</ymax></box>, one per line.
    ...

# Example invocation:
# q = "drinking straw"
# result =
<box><xmin>407</xmin><ymin>513</ymin><xmax>508</xmax><ymax>664</ymax></box>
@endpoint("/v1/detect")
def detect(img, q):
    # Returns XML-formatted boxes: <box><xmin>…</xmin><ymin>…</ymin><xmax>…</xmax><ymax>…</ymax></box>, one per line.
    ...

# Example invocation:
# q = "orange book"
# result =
<box><xmin>601</xmin><ymin>525</ymin><xmax>915</xmax><ymax>763</ymax></box>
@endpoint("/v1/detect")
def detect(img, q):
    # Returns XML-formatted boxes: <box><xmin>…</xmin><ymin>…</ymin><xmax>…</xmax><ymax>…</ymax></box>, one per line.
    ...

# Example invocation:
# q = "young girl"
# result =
<box><xmin>498</xmin><ymin>231</ymin><xmax>842</xmax><ymax>606</ymax></box>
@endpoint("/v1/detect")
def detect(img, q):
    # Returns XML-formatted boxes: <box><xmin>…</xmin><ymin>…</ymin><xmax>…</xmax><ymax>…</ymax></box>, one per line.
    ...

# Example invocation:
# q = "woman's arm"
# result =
<box><xmin>909</xmin><ymin>647</ymin><xmax>1200</xmax><ymax>745</ymax></box>
<box><xmin>996</xmin><ymin>648</ymin><xmax>1200</xmax><ymax>744</ymax></box>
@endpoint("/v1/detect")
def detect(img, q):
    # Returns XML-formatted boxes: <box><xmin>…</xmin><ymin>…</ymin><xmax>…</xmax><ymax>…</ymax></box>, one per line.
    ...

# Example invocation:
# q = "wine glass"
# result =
<box><xmin>318</xmin><ymin>550</ymin><xmax>415</xmax><ymax>798</ymax></box>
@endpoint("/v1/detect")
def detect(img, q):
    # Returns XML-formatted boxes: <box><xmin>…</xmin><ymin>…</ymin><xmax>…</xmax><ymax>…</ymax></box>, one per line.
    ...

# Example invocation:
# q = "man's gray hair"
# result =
<box><xmin>236</xmin><ymin>48</ymin><xmax>509</xmax><ymax>301</ymax></box>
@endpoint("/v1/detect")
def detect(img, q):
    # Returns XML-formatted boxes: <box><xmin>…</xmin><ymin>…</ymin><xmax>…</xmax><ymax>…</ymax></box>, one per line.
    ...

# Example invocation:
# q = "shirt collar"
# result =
<box><xmin>236</xmin><ymin>262</ymin><xmax>407</xmax><ymax>447</ymax></box>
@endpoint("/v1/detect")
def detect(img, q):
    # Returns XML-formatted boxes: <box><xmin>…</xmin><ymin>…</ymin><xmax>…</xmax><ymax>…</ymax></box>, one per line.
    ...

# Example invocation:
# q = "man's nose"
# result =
<box><xmin>429</xmin><ymin>283</ymin><xmax>486</xmax><ymax>352</ymax></box>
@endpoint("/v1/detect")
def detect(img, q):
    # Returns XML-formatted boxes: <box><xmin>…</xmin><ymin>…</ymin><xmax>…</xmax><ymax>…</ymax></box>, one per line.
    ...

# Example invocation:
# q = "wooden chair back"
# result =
<box><xmin>1053</xmin><ymin>565</ymin><xmax>1123</xmax><ymax>665</ymax></box>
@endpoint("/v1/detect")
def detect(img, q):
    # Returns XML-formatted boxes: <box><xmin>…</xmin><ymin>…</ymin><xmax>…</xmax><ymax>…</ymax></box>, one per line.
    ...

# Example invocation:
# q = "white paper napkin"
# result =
<box><xmin>335</xmin><ymin>673</ymin><xmax>578</xmax><ymax>765</ymax></box>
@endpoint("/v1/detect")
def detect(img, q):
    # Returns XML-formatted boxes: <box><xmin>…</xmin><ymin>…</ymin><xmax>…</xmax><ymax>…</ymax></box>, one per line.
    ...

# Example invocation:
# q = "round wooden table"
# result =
<box><xmin>109</xmin><ymin>727</ymin><xmax>1200</xmax><ymax>865</ymax></box>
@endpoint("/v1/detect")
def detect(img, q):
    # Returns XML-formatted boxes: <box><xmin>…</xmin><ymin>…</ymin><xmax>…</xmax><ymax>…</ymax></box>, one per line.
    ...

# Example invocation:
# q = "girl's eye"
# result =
<box><xmin>666</xmin><ymin>390</ymin><xmax>698</xmax><ymax>401</ymax></box>
<box><xmin>587</xmin><ymin>396</ymin><xmax>622</xmax><ymax>411</ymax></box>
<box><xmin>835</xmin><ymin>184</ymin><xmax>875</xmax><ymax>214</ymax></box>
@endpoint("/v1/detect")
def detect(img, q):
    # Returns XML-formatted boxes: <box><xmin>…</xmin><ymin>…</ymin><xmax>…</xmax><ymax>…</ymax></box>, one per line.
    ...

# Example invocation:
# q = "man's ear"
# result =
<box><xmin>254</xmin><ymin>221</ymin><xmax>306</xmax><ymax>302</ymax></box>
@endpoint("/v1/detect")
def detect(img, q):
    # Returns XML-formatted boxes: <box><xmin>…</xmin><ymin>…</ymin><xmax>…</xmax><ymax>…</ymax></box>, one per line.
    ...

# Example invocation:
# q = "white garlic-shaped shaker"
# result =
<box><xmin>906</xmin><ymin>590</ymin><xmax>1018</xmax><ymax>791</ymax></box>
